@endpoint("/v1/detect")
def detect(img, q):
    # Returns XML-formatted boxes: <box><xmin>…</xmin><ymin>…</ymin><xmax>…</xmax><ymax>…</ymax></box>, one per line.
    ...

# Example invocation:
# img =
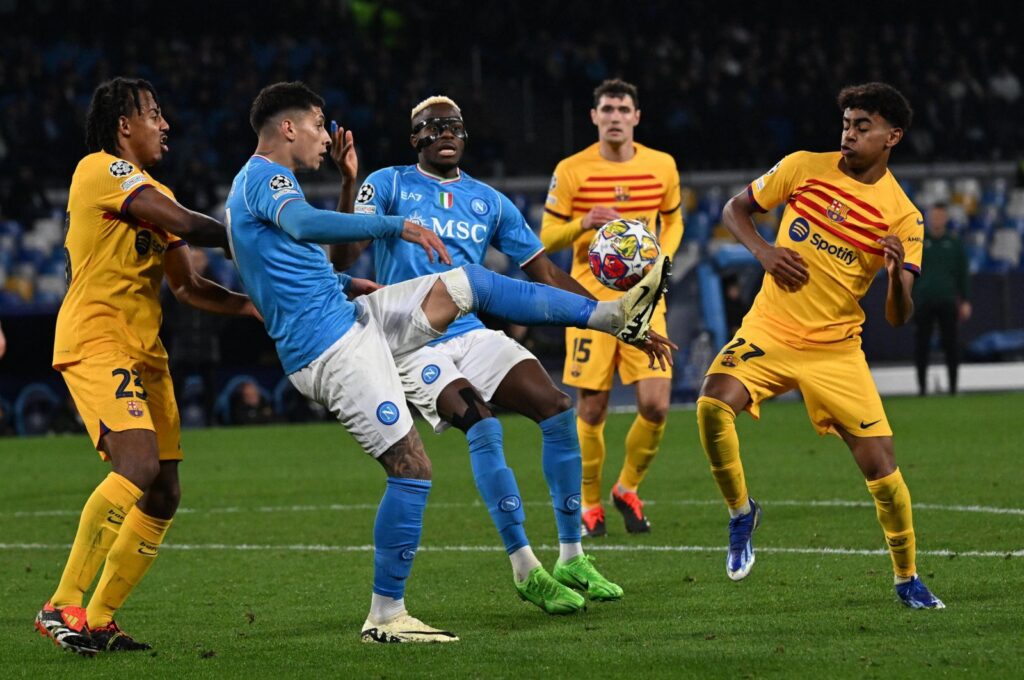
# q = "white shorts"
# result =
<box><xmin>395</xmin><ymin>328</ymin><xmax>537</xmax><ymax>433</ymax></box>
<box><xmin>289</xmin><ymin>273</ymin><xmax>469</xmax><ymax>457</ymax></box>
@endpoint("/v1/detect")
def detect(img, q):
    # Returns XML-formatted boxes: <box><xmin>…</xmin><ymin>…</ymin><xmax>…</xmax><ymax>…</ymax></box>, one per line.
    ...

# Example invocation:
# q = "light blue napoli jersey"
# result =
<box><xmin>225</xmin><ymin>155</ymin><xmax>357</xmax><ymax>374</ymax></box>
<box><xmin>357</xmin><ymin>165</ymin><xmax>544</xmax><ymax>341</ymax></box>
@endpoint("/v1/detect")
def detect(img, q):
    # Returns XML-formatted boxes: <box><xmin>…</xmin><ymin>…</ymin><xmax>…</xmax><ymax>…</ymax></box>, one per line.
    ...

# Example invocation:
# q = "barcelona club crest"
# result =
<box><xmin>126</xmin><ymin>400</ymin><xmax>145</xmax><ymax>418</ymax></box>
<box><xmin>720</xmin><ymin>355</ymin><xmax>737</xmax><ymax>368</ymax></box>
<box><xmin>614</xmin><ymin>185</ymin><xmax>631</xmax><ymax>202</ymax></box>
<box><xmin>826</xmin><ymin>199</ymin><xmax>850</xmax><ymax>223</ymax></box>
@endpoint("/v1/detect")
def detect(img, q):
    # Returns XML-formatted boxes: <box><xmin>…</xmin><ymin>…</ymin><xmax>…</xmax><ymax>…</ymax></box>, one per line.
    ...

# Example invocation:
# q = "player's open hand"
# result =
<box><xmin>879</xmin><ymin>235</ymin><xmax>905</xmax><ymax>278</ymax></box>
<box><xmin>759</xmin><ymin>246</ymin><xmax>808</xmax><ymax>292</ymax></box>
<box><xmin>582</xmin><ymin>206</ymin><xmax>623</xmax><ymax>230</ymax></box>
<box><xmin>401</xmin><ymin>221</ymin><xmax>451</xmax><ymax>265</ymax></box>
<box><xmin>347</xmin><ymin>277</ymin><xmax>383</xmax><ymax>298</ymax></box>
<box><xmin>637</xmin><ymin>329</ymin><xmax>678</xmax><ymax>371</ymax></box>
<box><xmin>329</xmin><ymin>122</ymin><xmax>358</xmax><ymax>181</ymax></box>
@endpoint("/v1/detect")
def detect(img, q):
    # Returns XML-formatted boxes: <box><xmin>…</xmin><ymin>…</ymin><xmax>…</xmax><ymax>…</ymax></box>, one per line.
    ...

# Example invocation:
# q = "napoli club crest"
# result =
<box><xmin>376</xmin><ymin>401</ymin><xmax>400</xmax><ymax>425</ymax></box>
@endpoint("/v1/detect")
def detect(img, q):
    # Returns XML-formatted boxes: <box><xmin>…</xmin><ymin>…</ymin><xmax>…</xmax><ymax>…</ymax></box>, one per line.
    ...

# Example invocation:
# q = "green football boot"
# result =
<box><xmin>553</xmin><ymin>554</ymin><xmax>624</xmax><ymax>601</ymax></box>
<box><xmin>514</xmin><ymin>566</ymin><xmax>586</xmax><ymax>615</ymax></box>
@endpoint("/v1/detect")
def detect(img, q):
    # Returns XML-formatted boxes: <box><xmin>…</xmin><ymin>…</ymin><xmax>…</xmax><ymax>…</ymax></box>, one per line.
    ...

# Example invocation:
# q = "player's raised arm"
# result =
<box><xmin>721</xmin><ymin>188</ymin><xmax>808</xmax><ymax>292</ymax></box>
<box><xmin>329</xmin><ymin>122</ymin><xmax>371</xmax><ymax>270</ymax></box>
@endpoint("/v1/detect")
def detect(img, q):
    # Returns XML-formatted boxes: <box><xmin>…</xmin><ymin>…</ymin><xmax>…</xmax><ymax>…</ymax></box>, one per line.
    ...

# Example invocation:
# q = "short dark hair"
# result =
<box><xmin>593</xmin><ymin>78</ymin><xmax>639</xmax><ymax>109</ymax></box>
<box><xmin>837</xmin><ymin>82</ymin><xmax>913</xmax><ymax>130</ymax></box>
<box><xmin>249</xmin><ymin>81</ymin><xmax>325</xmax><ymax>134</ymax></box>
<box><xmin>85</xmin><ymin>77</ymin><xmax>159</xmax><ymax>155</ymax></box>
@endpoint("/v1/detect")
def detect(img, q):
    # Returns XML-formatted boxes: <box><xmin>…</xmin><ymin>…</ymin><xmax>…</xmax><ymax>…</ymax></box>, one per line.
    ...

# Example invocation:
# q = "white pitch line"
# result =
<box><xmin>0</xmin><ymin>542</ymin><xmax>1019</xmax><ymax>559</ymax></box>
<box><xmin>4</xmin><ymin>497</ymin><xmax>1023</xmax><ymax>519</ymax></box>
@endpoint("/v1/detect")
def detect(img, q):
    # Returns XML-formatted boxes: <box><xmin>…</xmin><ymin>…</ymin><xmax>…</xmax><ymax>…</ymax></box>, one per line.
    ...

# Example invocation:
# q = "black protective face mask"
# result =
<box><xmin>412</xmin><ymin>117</ymin><xmax>468</xmax><ymax>151</ymax></box>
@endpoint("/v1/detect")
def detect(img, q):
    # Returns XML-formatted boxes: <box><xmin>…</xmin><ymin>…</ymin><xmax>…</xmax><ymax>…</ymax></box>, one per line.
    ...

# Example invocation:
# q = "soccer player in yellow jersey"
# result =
<box><xmin>36</xmin><ymin>77</ymin><xmax>260</xmax><ymax>655</ymax></box>
<box><xmin>542</xmin><ymin>79</ymin><xmax>683</xmax><ymax>536</ymax></box>
<box><xmin>697</xmin><ymin>82</ymin><xmax>944</xmax><ymax>608</ymax></box>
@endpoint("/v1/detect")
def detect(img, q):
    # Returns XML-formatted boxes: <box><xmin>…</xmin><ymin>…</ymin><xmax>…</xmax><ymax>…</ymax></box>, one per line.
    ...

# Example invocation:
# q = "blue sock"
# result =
<box><xmin>467</xmin><ymin>418</ymin><xmax>529</xmax><ymax>554</ymax></box>
<box><xmin>463</xmin><ymin>263</ymin><xmax>596</xmax><ymax>328</ymax></box>
<box><xmin>540</xmin><ymin>409</ymin><xmax>583</xmax><ymax>544</ymax></box>
<box><xmin>372</xmin><ymin>477</ymin><xmax>431</xmax><ymax>599</ymax></box>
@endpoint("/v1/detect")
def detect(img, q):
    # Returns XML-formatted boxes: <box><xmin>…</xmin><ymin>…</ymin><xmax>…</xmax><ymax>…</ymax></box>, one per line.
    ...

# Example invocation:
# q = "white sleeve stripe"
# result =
<box><xmin>519</xmin><ymin>247</ymin><xmax>545</xmax><ymax>268</ymax></box>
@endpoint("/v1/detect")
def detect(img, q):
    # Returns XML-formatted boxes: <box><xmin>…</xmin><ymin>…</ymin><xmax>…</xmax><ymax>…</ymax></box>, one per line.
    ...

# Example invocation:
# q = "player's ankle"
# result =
<box><xmin>728</xmin><ymin>499</ymin><xmax>752</xmax><ymax>518</ymax></box>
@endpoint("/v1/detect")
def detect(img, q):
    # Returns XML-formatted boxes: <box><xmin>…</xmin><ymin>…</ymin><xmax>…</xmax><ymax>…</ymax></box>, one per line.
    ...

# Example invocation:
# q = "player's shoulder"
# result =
<box><xmin>245</xmin><ymin>156</ymin><xmax>300</xmax><ymax>194</ymax></box>
<box><xmin>634</xmin><ymin>143</ymin><xmax>677</xmax><ymax>168</ymax></box>
<box><xmin>74</xmin><ymin>151</ymin><xmax>136</xmax><ymax>182</ymax></box>
<box><xmin>882</xmin><ymin>170</ymin><xmax>923</xmax><ymax>225</ymax></box>
<box><xmin>555</xmin><ymin>143</ymin><xmax>601</xmax><ymax>174</ymax></box>
<box><xmin>366</xmin><ymin>165</ymin><xmax>406</xmax><ymax>183</ymax></box>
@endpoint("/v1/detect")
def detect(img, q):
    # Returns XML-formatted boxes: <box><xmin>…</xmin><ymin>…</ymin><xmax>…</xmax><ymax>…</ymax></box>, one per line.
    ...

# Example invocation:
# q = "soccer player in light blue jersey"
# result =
<box><xmin>225</xmin><ymin>82</ymin><xmax>673</xmax><ymax>642</ymax></box>
<box><xmin>331</xmin><ymin>96</ymin><xmax>629</xmax><ymax>613</ymax></box>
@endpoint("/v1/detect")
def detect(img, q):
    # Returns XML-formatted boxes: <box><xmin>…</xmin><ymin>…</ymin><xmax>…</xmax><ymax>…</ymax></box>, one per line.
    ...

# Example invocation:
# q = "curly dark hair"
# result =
<box><xmin>85</xmin><ymin>77</ymin><xmax>159</xmax><ymax>155</ymax></box>
<box><xmin>593</xmin><ymin>78</ymin><xmax>639</xmax><ymax>109</ymax></box>
<box><xmin>249</xmin><ymin>81</ymin><xmax>325</xmax><ymax>134</ymax></box>
<box><xmin>837</xmin><ymin>82</ymin><xmax>913</xmax><ymax>130</ymax></box>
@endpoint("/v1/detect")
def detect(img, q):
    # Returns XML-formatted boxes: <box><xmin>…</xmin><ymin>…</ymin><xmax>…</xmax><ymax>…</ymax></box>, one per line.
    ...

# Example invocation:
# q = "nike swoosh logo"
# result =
<box><xmin>916</xmin><ymin>217</ymin><xmax>924</xmax><ymax>225</ymax></box>
<box><xmin>137</xmin><ymin>548</ymin><xmax>159</xmax><ymax>556</ymax></box>
<box><xmin>860</xmin><ymin>419</ymin><xmax>882</xmax><ymax>429</ymax></box>
<box><xmin>633</xmin><ymin>286</ymin><xmax>651</xmax><ymax>307</ymax></box>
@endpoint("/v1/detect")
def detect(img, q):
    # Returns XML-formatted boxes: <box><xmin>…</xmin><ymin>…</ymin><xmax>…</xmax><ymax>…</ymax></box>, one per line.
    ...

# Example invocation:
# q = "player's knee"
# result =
<box><xmin>637</xmin><ymin>399</ymin><xmax>669</xmax><ymax>424</ymax></box>
<box><xmin>530</xmin><ymin>389</ymin><xmax>573</xmax><ymax>422</ymax></box>
<box><xmin>577</xmin><ymin>393</ymin><xmax>609</xmax><ymax>425</ymax></box>
<box><xmin>379</xmin><ymin>432</ymin><xmax>433</xmax><ymax>480</ymax></box>
<box><xmin>114</xmin><ymin>454</ymin><xmax>161</xmax><ymax>491</ymax></box>
<box><xmin>696</xmin><ymin>396</ymin><xmax>735</xmax><ymax>432</ymax></box>
<box><xmin>447</xmin><ymin>387</ymin><xmax>492</xmax><ymax>433</ymax></box>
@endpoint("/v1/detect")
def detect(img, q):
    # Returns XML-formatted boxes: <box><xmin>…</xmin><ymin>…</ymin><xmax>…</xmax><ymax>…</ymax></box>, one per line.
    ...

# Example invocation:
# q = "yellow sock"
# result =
<box><xmin>696</xmin><ymin>396</ymin><xmax>749</xmax><ymax>511</ymax></box>
<box><xmin>51</xmin><ymin>473</ymin><xmax>143</xmax><ymax>608</ymax></box>
<box><xmin>865</xmin><ymin>468</ymin><xmax>916</xmax><ymax>579</ymax></box>
<box><xmin>86</xmin><ymin>507</ymin><xmax>173</xmax><ymax>627</ymax></box>
<box><xmin>617</xmin><ymin>413</ymin><xmax>666</xmax><ymax>491</ymax></box>
<box><xmin>578</xmin><ymin>418</ymin><xmax>606</xmax><ymax>508</ymax></box>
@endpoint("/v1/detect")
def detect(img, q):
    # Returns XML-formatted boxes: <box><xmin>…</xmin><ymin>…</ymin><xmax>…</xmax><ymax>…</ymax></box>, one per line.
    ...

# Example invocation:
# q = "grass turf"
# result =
<box><xmin>1</xmin><ymin>392</ymin><xmax>1021</xmax><ymax>678</ymax></box>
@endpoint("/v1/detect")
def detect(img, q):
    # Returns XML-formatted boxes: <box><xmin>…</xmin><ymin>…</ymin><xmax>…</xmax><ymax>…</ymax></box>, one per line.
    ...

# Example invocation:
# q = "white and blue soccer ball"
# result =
<box><xmin>588</xmin><ymin>218</ymin><xmax>661</xmax><ymax>291</ymax></box>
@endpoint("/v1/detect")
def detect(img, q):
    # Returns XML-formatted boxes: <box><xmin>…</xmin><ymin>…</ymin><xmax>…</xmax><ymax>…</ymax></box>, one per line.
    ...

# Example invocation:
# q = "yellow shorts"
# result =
<box><xmin>705</xmin><ymin>321</ymin><xmax>891</xmax><ymax>438</ymax></box>
<box><xmin>59</xmin><ymin>350</ymin><xmax>183</xmax><ymax>460</ymax></box>
<box><xmin>563</xmin><ymin>308</ymin><xmax>672</xmax><ymax>390</ymax></box>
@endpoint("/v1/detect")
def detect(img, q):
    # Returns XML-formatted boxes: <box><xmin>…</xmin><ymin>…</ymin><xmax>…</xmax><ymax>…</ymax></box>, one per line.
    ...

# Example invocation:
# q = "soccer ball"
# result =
<box><xmin>588</xmin><ymin>218</ymin><xmax>661</xmax><ymax>291</ymax></box>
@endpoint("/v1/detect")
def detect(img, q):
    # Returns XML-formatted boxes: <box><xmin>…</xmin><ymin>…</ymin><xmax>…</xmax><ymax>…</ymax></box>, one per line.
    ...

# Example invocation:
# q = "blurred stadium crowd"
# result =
<box><xmin>0</xmin><ymin>0</ymin><xmax>1021</xmax><ymax>433</ymax></box>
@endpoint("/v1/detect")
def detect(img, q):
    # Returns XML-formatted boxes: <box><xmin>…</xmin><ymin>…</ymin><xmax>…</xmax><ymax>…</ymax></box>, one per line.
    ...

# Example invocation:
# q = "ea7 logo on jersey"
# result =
<box><xmin>109</xmin><ymin>160</ymin><xmax>134</xmax><ymax>177</ymax></box>
<box><xmin>356</xmin><ymin>183</ymin><xmax>375</xmax><ymax>203</ymax></box>
<box><xmin>269</xmin><ymin>174</ymin><xmax>294</xmax><ymax>191</ymax></box>
<box><xmin>401</xmin><ymin>190</ymin><xmax>423</xmax><ymax>201</ymax></box>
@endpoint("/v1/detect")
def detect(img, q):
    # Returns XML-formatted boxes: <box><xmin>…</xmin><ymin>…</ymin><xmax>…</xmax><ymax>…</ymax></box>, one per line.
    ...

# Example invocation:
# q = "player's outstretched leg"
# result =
<box><xmin>446</xmin><ymin>255</ymin><xmax>670</xmax><ymax>343</ymax></box>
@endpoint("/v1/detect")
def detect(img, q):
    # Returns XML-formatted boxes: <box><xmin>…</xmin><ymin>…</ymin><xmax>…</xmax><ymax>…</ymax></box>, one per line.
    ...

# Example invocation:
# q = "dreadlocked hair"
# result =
<box><xmin>85</xmin><ymin>77</ymin><xmax>159</xmax><ymax>154</ymax></box>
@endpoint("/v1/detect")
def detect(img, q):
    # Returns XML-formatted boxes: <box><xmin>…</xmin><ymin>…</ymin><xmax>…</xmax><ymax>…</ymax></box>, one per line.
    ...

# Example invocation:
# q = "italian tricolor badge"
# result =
<box><xmin>439</xmin><ymin>192</ymin><xmax>454</xmax><ymax>209</ymax></box>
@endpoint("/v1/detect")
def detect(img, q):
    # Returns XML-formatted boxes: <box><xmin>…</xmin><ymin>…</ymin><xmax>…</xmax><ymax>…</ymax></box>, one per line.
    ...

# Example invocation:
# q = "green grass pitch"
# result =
<box><xmin>1</xmin><ymin>392</ymin><xmax>1021</xmax><ymax>678</ymax></box>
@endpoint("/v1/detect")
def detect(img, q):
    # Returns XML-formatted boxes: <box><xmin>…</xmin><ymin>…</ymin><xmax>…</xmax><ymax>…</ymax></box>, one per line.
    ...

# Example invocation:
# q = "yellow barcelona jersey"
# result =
<box><xmin>541</xmin><ymin>143</ymin><xmax>683</xmax><ymax>300</ymax></box>
<box><xmin>53</xmin><ymin>151</ymin><xmax>185</xmax><ymax>369</ymax></box>
<box><xmin>746</xmin><ymin>151</ymin><xmax>923</xmax><ymax>345</ymax></box>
